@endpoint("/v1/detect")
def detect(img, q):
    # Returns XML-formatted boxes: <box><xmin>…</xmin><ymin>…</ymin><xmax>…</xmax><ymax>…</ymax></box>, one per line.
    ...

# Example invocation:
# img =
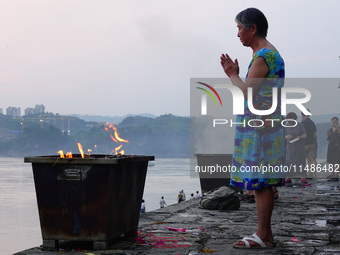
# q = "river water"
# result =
<box><xmin>0</xmin><ymin>157</ymin><xmax>200</xmax><ymax>255</ymax></box>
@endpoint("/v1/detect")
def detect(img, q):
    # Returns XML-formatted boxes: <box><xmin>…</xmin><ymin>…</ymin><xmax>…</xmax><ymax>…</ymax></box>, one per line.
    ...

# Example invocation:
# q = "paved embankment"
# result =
<box><xmin>16</xmin><ymin>178</ymin><xmax>340</xmax><ymax>255</ymax></box>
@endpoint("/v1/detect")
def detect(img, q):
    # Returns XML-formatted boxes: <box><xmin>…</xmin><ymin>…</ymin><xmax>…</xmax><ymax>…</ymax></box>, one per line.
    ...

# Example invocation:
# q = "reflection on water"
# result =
<box><xmin>0</xmin><ymin>157</ymin><xmax>41</xmax><ymax>255</ymax></box>
<box><xmin>0</xmin><ymin>157</ymin><xmax>200</xmax><ymax>254</ymax></box>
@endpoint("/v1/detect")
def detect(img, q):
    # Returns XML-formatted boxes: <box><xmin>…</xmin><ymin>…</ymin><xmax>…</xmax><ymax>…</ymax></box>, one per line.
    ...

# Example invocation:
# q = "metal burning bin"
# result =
<box><xmin>24</xmin><ymin>155</ymin><xmax>154</xmax><ymax>250</ymax></box>
<box><xmin>195</xmin><ymin>154</ymin><xmax>243</xmax><ymax>194</ymax></box>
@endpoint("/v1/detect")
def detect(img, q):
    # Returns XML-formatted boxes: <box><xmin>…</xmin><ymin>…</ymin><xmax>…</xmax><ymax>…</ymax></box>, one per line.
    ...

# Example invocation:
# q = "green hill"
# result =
<box><xmin>0</xmin><ymin>113</ymin><xmax>189</xmax><ymax>158</ymax></box>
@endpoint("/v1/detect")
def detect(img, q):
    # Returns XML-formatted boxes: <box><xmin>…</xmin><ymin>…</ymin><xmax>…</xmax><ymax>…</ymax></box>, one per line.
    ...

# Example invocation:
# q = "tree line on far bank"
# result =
<box><xmin>0</xmin><ymin>113</ymin><xmax>189</xmax><ymax>158</ymax></box>
<box><xmin>0</xmin><ymin>113</ymin><xmax>333</xmax><ymax>159</ymax></box>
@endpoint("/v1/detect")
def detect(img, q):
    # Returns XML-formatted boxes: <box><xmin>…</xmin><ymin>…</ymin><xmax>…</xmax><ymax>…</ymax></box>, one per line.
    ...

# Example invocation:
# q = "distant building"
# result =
<box><xmin>35</xmin><ymin>104</ymin><xmax>45</xmax><ymax>114</ymax></box>
<box><xmin>6</xmin><ymin>107</ymin><xmax>21</xmax><ymax>118</ymax></box>
<box><xmin>24</xmin><ymin>104</ymin><xmax>45</xmax><ymax>116</ymax></box>
<box><xmin>25</xmin><ymin>107</ymin><xmax>35</xmax><ymax>115</ymax></box>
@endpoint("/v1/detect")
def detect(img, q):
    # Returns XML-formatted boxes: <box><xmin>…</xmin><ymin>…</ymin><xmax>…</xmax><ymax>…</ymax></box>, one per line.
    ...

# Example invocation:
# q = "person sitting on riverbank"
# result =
<box><xmin>194</xmin><ymin>191</ymin><xmax>201</xmax><ymax>198</ymax></box>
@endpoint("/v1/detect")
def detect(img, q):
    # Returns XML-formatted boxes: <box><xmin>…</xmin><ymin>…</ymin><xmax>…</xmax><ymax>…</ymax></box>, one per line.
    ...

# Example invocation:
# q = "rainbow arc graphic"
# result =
<box><xmin>196</xmin><ymin>82</ymin><xmax>222</xmax><ymax>106</ymax></box>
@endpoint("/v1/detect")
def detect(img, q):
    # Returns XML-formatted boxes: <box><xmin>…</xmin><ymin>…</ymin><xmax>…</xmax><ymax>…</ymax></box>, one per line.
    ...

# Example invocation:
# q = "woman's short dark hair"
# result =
<box><xmin>287</xmin><ymin>112</ymin><xmax>297</xmax><ymax>120</ymax></box>
<box><xmin>235</xmin><ymin>8</ymin><xmax>268</xmax><ymax>37</ymax></box>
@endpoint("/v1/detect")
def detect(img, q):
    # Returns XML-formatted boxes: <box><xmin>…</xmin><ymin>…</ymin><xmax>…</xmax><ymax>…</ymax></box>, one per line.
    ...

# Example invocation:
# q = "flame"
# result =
<box><xmin>58</xmin><ymin>142</ymin><xmax>97</xmax><ymax>158</ymax></box>
<box><xmin>114</xmin><ymin>144</ymin><xmax>122</xmax><ymax>154</ymax></box>
<box><xmin>77</xmin><ymin>142</ymin><xmax>84</xmax><ymax>158</ymax></box>
<box><xmin>57</xmin><ymin>150</ymin><xmax>65</xmax><ymax>158</ymax></box>
<box><xmin>57</xmin><ymin>123</ymin><xmax>129</xmax><ymax>158</ymax></box>
<box><xmin>105</xmin><ymin>123</ymin><xmax>129</xmax><ymax>155</ymax></box>
<box><xmin>57</xmin><ymin>150</ymin><xmax>71</xmax><ymax>158</ymax></box>
<box><xmin>114</xmin><ymin>130</ymin><xmax>129</xmax><ymax>143</ymax></box>
<box><xmin>110</xmin><ymin>134</ymin><xmax>118</xmax><ymax>143</ymax></box>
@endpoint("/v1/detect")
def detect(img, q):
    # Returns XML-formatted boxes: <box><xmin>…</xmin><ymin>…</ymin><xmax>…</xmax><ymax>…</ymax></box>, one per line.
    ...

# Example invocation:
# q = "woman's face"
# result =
<box><xmin>237</xmin><ymin>23</ymin><xmax>254</xmax><ymax>47</ymax></box>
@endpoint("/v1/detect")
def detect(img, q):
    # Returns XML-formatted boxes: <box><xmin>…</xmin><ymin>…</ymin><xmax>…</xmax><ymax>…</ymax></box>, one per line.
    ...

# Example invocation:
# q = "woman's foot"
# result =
<box><xmin>233</xmin><ymin>233</ymin><xmax>275</xmax><ymax>249</ymax></box>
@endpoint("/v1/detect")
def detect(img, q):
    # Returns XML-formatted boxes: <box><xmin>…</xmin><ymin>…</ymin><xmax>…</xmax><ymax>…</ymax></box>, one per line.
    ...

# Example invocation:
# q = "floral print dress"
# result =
<box><xmin>230</xmin><ymin>48</ymin><xmax>286</xmax><ymax>190</ymax></box>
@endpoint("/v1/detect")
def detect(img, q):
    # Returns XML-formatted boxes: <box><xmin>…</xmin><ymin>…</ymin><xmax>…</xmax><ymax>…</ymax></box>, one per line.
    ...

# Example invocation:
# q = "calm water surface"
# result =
<box><xmin>0</xmin><ymin>157</ymin><xmax>200</xmax><ymax>255</ymax></box>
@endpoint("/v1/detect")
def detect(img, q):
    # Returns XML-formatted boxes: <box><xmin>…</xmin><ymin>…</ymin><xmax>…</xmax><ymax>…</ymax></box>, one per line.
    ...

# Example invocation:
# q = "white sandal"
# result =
<box><xmin>233</xmin><ymin>233</ymin><xmax>275</xmax><ymax>249</ymax></box>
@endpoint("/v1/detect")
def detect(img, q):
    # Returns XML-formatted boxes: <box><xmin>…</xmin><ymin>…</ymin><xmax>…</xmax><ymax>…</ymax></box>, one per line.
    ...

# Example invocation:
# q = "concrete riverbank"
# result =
<box><xmin>15</xmin><ymin>178</ymin><xmax>340</xmax><ymax>255</ymax></box>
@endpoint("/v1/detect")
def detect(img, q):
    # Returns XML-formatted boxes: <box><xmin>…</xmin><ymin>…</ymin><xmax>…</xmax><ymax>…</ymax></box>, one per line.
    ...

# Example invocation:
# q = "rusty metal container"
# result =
<box><xmin>24</xmin><ymin>155</ymin><xmax>154</xmax><ymax>250</ymax></box>
<box><xmin>195</xmin><ymin>154</ymin><xmax>243</xmax><ymax>194</ymax></box>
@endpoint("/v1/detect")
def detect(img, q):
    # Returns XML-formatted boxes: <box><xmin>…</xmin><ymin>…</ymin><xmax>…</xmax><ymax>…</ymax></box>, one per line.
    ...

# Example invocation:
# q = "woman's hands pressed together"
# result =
<box><xmin>220</xmin><ymin>53</ymin><xmax>239</xmax><ymax>78</ymax></box>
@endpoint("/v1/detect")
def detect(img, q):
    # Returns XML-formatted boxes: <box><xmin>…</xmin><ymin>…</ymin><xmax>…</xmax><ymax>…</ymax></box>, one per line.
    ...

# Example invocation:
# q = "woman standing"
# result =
<box><xmin>220</xmin><ymin>8</ymin><xmax>285</xmax><ymax>249</ymax></box>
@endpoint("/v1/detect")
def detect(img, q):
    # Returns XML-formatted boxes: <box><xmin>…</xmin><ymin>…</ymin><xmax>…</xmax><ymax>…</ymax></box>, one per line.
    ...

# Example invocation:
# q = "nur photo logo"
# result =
<box><xmin>196</xmin><ymin>81</ymin><xmax>311</xmax><ymax>116</ymax></box>
<box><xmin>196</xmin><ymin>82</ymin><xmax>222</xmax><ymax>115</ymax></box>
<box><xmin>195</xmin><ymin>80</ymin><xmax>312</xmax><ymax>129</ymax></box>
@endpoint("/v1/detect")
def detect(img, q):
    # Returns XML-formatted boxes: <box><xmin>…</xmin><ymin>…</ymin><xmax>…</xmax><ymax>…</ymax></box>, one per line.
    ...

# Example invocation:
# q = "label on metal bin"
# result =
<box><xmin>63</xmin><ymin>168</ymin><xmax>82</xmax><ymax>181</ymax></box>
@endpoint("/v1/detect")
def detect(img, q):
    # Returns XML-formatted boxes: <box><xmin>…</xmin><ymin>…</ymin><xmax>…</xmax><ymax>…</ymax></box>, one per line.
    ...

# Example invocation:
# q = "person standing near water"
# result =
<box><xmin>181</xmin><ymin>190</ymin><xmax>186</xmax><ymax>201</ymax></box>
<box><xmin>140</xmin><ymin>199</ymin><xmax>146</xmax><ymax>214</ymax></box>
<box><xmin>326</xmin><ymin>117</ymin><xmax>340</xmax><ymax>180</ymax></box>
<box><xmin>284</xmin><ymin>112</ymin><xmax>307</xmax><ymax>183</ymax></box>
<box><xmin>301</xmin><ymin>110</ymin><xmax>317</xmax><ymax>177</ymax></box>
<box><xmin>159</xmin><ymin>196</ymin><xmax>167</xmax><ymax>208</ymax></box>
<box><xmin>220</xmin><ymin>7</ymin><xmax>285</xmax><ymax>249</ymax></box>
<box><xmin>177</xmin><ymin>191</ymin><xmax>183</xmax><ymax>203</ymax></box>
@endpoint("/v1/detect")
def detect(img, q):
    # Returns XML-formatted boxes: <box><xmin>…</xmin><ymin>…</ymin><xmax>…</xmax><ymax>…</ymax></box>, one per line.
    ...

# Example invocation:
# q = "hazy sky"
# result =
<box><xmin>0</xmin><ymin>0</ymin><xmax>339</xmax><ymax>117</ymax></box>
